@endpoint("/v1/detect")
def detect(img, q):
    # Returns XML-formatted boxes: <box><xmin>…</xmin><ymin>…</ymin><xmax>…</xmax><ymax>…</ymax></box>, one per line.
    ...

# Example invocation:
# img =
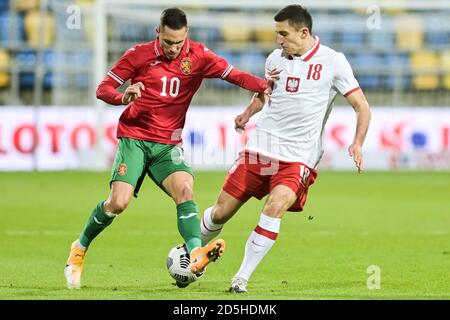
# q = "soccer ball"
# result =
<box><xmin>166</xmin><ymin>243</ymin><xmax>203</xmax><ymax>288</ymax></box>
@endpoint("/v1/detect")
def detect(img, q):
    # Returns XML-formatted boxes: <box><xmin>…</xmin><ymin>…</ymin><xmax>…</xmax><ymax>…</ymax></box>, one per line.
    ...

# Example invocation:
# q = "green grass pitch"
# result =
<box><xmin>0</xmin><ymin>170</ymin><xmax>449</xmax><ymax>300</ymax></box>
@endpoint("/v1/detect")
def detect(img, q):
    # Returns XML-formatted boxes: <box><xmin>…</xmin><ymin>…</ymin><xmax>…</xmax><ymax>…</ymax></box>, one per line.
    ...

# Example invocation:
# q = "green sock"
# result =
<box><xmin>79</xmin><ymin>201</ymin><xmax>115</xmax><ymax>248</ymax></box>
<box><xmin>176</xmin><ymin>200</ymin><xmax>202</xmax><ymax>253</ymax></box>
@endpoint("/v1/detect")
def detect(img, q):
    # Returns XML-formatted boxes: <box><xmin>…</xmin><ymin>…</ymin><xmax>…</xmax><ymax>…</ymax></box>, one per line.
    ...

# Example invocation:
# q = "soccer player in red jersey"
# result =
<box><xmin>64</xmin><ymin>7</ymin><xmax>272</xmax><ymax>289</ymax></box>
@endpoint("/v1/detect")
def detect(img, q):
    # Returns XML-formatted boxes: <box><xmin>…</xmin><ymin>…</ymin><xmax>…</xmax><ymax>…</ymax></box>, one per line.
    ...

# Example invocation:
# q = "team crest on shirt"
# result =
<box><xmin>117</xmin><ymin>164</ymin><xmax>127</xmax><ymax>176</ymax></box>
<box><xmin>286</xmin><ymin>77</ymin><xmax>300</xmax><ymax>93</ymax></box>
<box><xmin>180</xmin><ymin>57</ymin><xmax>193</xmax><ymax>74</ymax></box>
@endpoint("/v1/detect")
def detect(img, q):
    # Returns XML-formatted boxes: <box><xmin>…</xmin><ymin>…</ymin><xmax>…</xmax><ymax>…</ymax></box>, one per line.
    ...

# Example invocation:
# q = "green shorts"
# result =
<box><xmin>110</xmin><ymin>137</ymin><xmax>194</xmax><ymax>197</ymax></box>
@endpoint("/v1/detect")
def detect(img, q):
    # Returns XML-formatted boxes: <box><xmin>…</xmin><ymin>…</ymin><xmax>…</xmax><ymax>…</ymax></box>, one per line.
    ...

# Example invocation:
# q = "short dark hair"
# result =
<box><xmin>160</xmin><ymin>7</ymin><xmax>188</xmax><ymax>30</ymax></box>
<box><xmin>274</xmin><ymin>5</ymin><xmax>312</xmax><ymax>33</ymax></box>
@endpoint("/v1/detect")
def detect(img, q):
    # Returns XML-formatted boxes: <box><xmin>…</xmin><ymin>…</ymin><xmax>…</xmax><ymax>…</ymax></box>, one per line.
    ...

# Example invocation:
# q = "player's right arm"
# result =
<box><xmin>201</xmin><ymin>45</ymin><xmax>270</xmax><ymax>93</ymax></box>
<box><xmin>234</xmin><ymin>58</ymin><xmax>280</xmax><ymax>132</ymax></box>
<box><xmin>333</xmin><ymin>52</ymin><xmax>371</xmax><ymax>173</ymax></box>
<box><xmin>345</xmin><ymin>89</ymin><xmax>371</xmax><ymax>173</ymax></box>
<box><xmin>95</xmin><ymin>47</ymin><xmax>143</xmax><ymax>105</ymax></box>
<box><xmin>234</xmin><ymin>92</ymin><xmax>267</xmax><ymax>132</ymax></box>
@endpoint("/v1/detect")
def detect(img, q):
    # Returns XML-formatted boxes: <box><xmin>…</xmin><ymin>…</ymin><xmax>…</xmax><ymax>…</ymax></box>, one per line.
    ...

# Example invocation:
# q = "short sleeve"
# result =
<box><xmin>202</xmin><ymin>46</ymin><xmax>232</xmax><ymax>79</ymax></box>
<box><xmin>107</xmin><ymin>47</ymin><xmax>137</xmax><ymax>86</ymax></box>
<box><xmin>264</xmin><ymin>54</ymin><xmax>274</xmax><ymax>78</ymax></box>
<box><xmin>332</xmin><ymin>53</ymin><xmax>360</xmax><ymax>96</ymax></box>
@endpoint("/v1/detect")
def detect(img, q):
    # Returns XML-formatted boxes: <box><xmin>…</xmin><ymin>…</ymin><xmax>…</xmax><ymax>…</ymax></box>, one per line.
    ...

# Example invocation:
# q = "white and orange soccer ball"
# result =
<box><xmin>166</xmin><ymin>243</ymin><xmax>203</xmax><ymax>288</ymax></box>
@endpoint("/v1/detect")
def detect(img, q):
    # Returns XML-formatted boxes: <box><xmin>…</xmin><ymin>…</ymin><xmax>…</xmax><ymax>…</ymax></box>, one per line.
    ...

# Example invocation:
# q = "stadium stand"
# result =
<box><xmin>24</xmin><ymin>9</ymin><xmax>55</xmax><ymax>47</ymax></box>
<box><xmin>394</xmin><ymin>14</ymin><xmax>424</xmax><ymax>50</ymax></box>
<box><xmin>253</xmin><ymin>24</ymin><xmax>275</xmax><ymax>45</ymax></box>
<box><xmin>0</xmin><ymin>1</ymin><xmax>449</xmax><ymax>106</ymax></box>
<box><xmin>440</xmin><ymin>50</ymin><xmax>450</xmax><ymax>90</ymax></box>
<box><xmin>220</xmin><ymin>14</ymin><xmax>253</xmax><ymax>43</ymax></box>
<box><xmin>0</xmin><ymin>48</ymin><xmax>9</xmax><ymax>88</ymax></box>
<box><xmin>411</xmin><ymin>51</ymin><xmax>439</xmax><ymax>90</ymax></box>
<box><xmin>13</xmin><ymin>0</ymin><xmax>39</xmax><ymax>11</ymax></box>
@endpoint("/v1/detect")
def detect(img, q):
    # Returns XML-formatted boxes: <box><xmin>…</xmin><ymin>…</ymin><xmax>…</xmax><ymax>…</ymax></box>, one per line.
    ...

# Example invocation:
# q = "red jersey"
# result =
<box><xmin>96</xmin><ymin>38</ymin><xmax>268</xmax><ymax>144</ymax></box>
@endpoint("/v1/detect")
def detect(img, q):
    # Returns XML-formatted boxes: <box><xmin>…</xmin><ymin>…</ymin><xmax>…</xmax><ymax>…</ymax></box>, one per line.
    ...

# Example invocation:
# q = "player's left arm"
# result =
<box><xmin>345</xmin><ymin>89</ymin><xmax>371</xmax><ymax>173</ymax></box>
<box><xmin>202</xmin><ymin>46</ymin><xmax>274</xmax><ymax>93</ymax></box>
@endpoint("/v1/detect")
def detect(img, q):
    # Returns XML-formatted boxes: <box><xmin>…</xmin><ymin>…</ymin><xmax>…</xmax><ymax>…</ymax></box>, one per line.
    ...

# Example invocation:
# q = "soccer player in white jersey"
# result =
<box><xmin>200</xmin><ymin>5</ymin><xmax>371</xmax><ymax>293</ymax></box>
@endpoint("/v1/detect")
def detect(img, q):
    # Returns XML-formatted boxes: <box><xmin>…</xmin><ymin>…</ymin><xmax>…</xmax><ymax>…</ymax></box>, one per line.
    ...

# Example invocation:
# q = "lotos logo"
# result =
<box><xmin>380</xmin><ymin>122</ymin><xmax>407</xmax><ymax>150</ymax></box>
<box><xmin>380</xmin><ymin>122</ymin><xmax>437</xmax><ymax>151</ymax></box>
<box><xmin>286</xmin><ymin>77</ymin><xmax>300</xmax><ymax>93</ymax></box>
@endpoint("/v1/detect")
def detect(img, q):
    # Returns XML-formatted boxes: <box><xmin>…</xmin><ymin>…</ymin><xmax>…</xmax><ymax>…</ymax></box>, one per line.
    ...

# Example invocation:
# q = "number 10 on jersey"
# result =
<box><xmin>160</xmin><ymin>76</ymin><xmax>180</xmax><ymax>97</ymax></box>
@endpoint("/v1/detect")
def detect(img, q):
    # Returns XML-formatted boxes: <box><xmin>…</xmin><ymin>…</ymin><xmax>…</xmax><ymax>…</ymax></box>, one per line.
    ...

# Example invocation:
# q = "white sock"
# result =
<box><xmin>234</xmin><ymin>213</ymin><xmax>281</xmax><ymax>281</ymax></box>
<box><xmin>200</xmin><ymin>207</ymin><xmax>223</xmax><ymax>246</ymax></box>
<box><xmin>104</xmin><ymin>211</ymin><xmax>117</xmax><ymax>218</ymax></box>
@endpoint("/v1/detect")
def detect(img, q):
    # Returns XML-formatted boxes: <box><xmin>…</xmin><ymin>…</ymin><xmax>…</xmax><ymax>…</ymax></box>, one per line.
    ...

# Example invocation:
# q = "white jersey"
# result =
<box><xmin>246</xmin><ymin>37</ymin><xmax>360</xmax><ymax>168</ymax></box>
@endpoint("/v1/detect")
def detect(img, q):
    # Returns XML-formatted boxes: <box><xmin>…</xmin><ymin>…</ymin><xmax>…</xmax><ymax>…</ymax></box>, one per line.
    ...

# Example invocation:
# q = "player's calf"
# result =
<box><xmin>200</xmin><ymin>207</ymin><xmax>224</xmax><ymax>245</ymax></box>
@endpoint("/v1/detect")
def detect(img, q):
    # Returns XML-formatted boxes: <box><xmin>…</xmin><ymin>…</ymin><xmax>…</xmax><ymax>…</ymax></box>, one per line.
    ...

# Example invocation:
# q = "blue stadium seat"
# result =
<box><xmin>116</xmin><ymin>21</ymin><xmax>149</xmax><ymax>42</ymax></box>
<box><xmin>189</xmin><ymin>27</ymin><xmax>220</xmax><ymax>43</ymax></box>
<box><xmin>71</xmin><ymin>51</ymin><xmax>92</xmax><ymax>66</ymax></box>
<box><xmin>352</xmin><ymin>53</ymin><xmax>383</xmax><ymax>89</ymax></box>
<box><xmin>52</xmin><ymin>72</ymin><xmax>69</xmax><ymax>88</ymax></box>
<box><xmin>17</xmin><ymin>50</ymin><xmax>54</xmax><ymax>89</ymax></box>
<box><xmin>211</xmin><ymin>50</ymin><xmax>237</xmax><ymax>89</ymax></box>
<box><xmin>368</xmin><ymin>31</ymin><xmax>395</xmax><ymax>49</ymax></box>
<box><xmin>236</xmin><ymin>50</ymin><xmax>266</xmax><ymax>77</ymax></box>
<box><xmin>43</xmin><ymin>50</ymin><xmax>54</xmax><ymax>68</ymax></box>
<box><xmin>75</xmin><ymin>73</ymin><xmax>89</xmax><ymax>89</ymax></box>
<box><xmin>426</xmin><ymin>32</ymin><xmax>450</xmax><ymax>47</ymax></box>
<box><xmin>0</xmin><ymin>0</ymin><xmax>9</xmax><ymax>12</ymax></box>
<box><xmin>424</xmin><ymin>14</ymin><xmax>450</xmax><ymax>48</ymax></box>
<box><xmin>44</xmin><ymin>72</ymin><xmax>53</xmax><ymax>89</ymax></box>
<box><xmin>42</xmin><ymin>50</ymin><xmax>54</xmax><ymax>89</ymax></box>
<box><xmin>0</xmin><ymin>12</ymin><xmax>25</xmax><ymax>45</ymax></box>
<box><xmin>315</xmin><ymin>32</ymin><xmax>335</xmax><ymax>46</ymax></box>
<box><xmin>313</xmin><ymin>14</ymin><xmax>336</xmax><ymax>45</ymax></box>
<box><xmin>367</xmin><ymin>15</ymin><xmax>394</xmax><ymax>49</ymax></box>
<box><xmin>19</xmin><ymin>73</ymin><xmax>34</xmax><ymax>89</ymax></box>
<box><xmin>383</xmin><ymin>53</ymin><xmax>410</xmax><ymax>89</ymax></box>
<box><xmin>17</xmin><ymin>50</ymin><xmax>37</xmax><ymax>68</ymax></box>
<box><xmin>148</xmin><ymin>25</ymin><xmax>157</xmax><ymax>40</ymax></box>
<box><xmin>357</xmin><ymin>75</ymin><xmax>381</xmax><ymax>90</ymax></box>
<box><xmin>351</xmin><ymin>53</ymin><xmax>383</xmax><ymax>70</ymax></box>
<box><xmin>340</xmin><ymin>31</ymin><xmax>365</xmax><ymax>47</ymax></box>
<box><xmin>338</xmin><ymin>15</ymin><xmax>365</xmax><ymax>48</ymax></box>
<box><xmin>51</xmin><ymin>51</ymin><xmax>91</xmax><ymax>89</ymax></box>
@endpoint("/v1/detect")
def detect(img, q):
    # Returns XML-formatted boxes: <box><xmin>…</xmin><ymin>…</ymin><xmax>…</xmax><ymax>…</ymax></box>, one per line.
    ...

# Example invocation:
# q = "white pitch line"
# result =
<box><xmin>3</xmin><ymin>230</ymin><xmax>172</xmax><ymax>236</ymax></box>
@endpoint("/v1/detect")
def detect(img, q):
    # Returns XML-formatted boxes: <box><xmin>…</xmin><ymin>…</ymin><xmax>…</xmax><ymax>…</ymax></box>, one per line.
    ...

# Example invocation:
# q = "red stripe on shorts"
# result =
<box><xmin>254</xmin><ymin>225</ymin><xmax>278</xmax><ymax>240</ymax></box>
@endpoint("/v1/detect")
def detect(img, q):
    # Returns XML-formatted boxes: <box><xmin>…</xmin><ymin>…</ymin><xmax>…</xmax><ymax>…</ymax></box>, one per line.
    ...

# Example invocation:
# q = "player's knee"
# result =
<box><xmin>174</xmin><ymin>184</ymin><xmax>194</xmax><ymax>203</ymax></box>
<box><xmin>264</xmin><ymin>199</ymin><xmax>289</xmax><ymax>217</ymax></box>
<box><xmin>105</xmin><ymin>198</ymin><xmax>130</xmax><ymax>214</ymax></box>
